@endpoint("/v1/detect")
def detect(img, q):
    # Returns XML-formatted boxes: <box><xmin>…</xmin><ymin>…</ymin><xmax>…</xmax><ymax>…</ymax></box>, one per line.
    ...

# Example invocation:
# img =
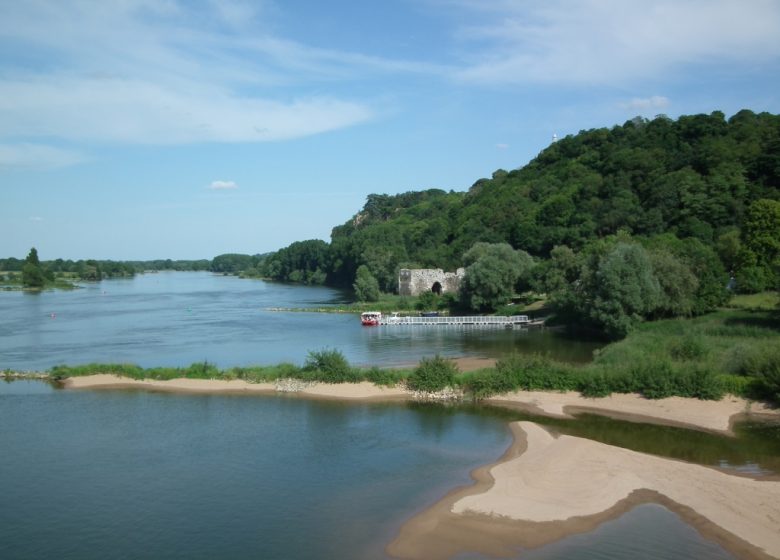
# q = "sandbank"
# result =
<box><xmin>486</xmin><ymin>390</ymin><xmax>778</xmax><ymax>435</ymax></box>
<box><xmin>61</xmin><ymin>374</ymin><xmax>408</xmax><ymax>400</ymax></box>
<box><xmin>389</xmin><ymin>421</ymin><xmax>780</xmax><ymax>560</ymax></box>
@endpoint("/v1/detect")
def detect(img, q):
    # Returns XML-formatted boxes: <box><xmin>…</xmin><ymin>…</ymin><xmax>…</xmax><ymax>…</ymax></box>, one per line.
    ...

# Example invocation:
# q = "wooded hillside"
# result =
<box><xmin>264</xmin><ymin>110</ymin><xmax>779</xmax><ymax>297</ymax></box>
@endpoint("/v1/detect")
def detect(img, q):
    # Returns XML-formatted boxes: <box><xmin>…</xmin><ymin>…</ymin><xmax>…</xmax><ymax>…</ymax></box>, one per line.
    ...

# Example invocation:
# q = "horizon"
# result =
<box><xmin>2</xmin><ymin>0</ymin><xmax>780</xmax><ymax>261</ymax></box>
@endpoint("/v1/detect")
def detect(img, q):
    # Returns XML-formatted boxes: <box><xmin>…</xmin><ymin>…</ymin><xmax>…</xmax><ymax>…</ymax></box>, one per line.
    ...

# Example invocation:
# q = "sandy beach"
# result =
<box><xmin>389</xmin><ymin>421</ymin><xmax>780</xmax><ymax>560</ymax></box>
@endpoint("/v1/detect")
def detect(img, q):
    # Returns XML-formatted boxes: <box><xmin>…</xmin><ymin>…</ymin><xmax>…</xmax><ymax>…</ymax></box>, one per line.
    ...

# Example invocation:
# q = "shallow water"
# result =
<box><xmin>0</xmin><ymin>271</ymin><xmax>600</xmax><ymax>371</ymax></box>
<box><xmin>1</xmin><ymin>381</ymin><xmax>767</xmax><ymax>559</ymax></box>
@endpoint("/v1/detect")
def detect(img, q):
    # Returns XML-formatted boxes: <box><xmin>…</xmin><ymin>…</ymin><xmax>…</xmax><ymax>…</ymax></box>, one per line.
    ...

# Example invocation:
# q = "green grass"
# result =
<box><xmin>726</xmin><ymin>291</ymin><xmax>780</xmax><ymax>311</ymax></box>
<box><xmin>456</xmin><ymin>309</ymin><xmax>780</xmax><ymax>403</ymax></box>
<box><xmin>49</xmin><ymin>351</ymin><xmax>409</xmax><ymax>387</ymax></box>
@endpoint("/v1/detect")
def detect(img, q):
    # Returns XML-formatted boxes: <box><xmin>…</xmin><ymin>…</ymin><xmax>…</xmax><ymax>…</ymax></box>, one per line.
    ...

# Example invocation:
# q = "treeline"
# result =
<box><xmin>254</xmin><ymin>110</ymin><xmax>779</xmax><ymax>337</ymax></box>
<box><xmin>0</xmin><ymin>250</ymin><xmax>275</xmax><ymax>287</ymax></box>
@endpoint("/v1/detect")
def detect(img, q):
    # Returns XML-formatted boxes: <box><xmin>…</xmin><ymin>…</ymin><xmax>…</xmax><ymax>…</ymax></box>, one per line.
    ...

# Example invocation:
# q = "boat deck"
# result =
<box><xmin>378</xmin><ymin>315</ymin><xmax>530</xmax><ymax>327</ymax></box>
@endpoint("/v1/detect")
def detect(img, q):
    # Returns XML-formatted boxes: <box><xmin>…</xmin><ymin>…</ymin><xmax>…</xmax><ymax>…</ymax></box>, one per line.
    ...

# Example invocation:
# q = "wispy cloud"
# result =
<box><xmin>29</xmin><ymin>216</ymin><xmax>44</xmax><ymax>222</ymax></box>
<box><xmin>444</xmin><ymin>0</ymin><xmax>780</xmax><ymax>86</ymax></box>
<box><xmin>621</xmin><ymin>96</ymin><xmax>670</xmax><ymax>112</ymax></box>
<box><xmin>208</xmin><ymin>180</ymin><xmax>238</xmax><ymax>190</ymax></box>
<box><xmin>495</xmin><ymin>143</ymin><xmax>509</xmax><ymax>149</ymax></box>
<box><xmin>0</xmin><ymin>1</ymin><xmax>382</xmax><ymax>148</ymax></box>
<box><xmin>0</xmin><ymin>143</ymin><xmax>86</xmax><ymax>169</ymax></box>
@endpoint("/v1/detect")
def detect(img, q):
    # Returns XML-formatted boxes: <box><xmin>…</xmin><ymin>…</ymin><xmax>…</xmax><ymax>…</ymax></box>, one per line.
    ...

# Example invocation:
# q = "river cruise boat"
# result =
<box><xmin>360</xmin><ymin>311</ymin><xmax>382</xmax><ymax>326</ymax></box>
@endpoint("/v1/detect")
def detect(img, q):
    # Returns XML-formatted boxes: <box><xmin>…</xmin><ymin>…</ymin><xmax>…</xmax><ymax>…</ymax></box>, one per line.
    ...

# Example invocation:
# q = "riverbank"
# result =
<box><xmin>388</xmin><ymin>421</ymin><xmax>780</xmax><ymax>560</ymax></box>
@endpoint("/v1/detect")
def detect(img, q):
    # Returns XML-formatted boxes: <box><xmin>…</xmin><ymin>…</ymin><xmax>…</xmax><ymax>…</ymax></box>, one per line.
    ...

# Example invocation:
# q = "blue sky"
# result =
<box><xmin>2</xmin><ymin>0</ymin><xmax>779</xmax><ymax>260</ymax></box>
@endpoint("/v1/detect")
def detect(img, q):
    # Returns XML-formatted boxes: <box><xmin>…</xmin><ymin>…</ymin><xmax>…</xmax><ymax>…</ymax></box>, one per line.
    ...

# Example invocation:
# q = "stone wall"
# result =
<box><xmin>398</xmin><ymin>268</ymin><xmax>465</xmax><ymax>297</ymax></box>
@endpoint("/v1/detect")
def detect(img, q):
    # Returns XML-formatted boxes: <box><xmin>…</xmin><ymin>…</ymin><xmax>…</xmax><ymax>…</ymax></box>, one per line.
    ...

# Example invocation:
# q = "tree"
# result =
<box><xmin>460</xmin><ymin>243</ymin><xmax>534</xmax><ymax>312</ymax></box>
<box><xmin>353</xmin><ymin>265</ymin><xmax>380</xmax><ymax>302</ymax></box>
<box><xmin>573</xmin><ymin>241</ymin><xmax>661</xmax><ymax>339</ymax></box>
<box><xmin>22</xmin><ymin>248</ymin><xmax>45</xmax><ymax>288</ymax></box>
<box><xmin>648</xmin><ymin>249</ymin><xmax>699</xmax><ymax>317</ymax></box>
<box><xmin>742</xmin><ymin>199</ymin><xmax>780</xmax><ymax>288</ymax></box>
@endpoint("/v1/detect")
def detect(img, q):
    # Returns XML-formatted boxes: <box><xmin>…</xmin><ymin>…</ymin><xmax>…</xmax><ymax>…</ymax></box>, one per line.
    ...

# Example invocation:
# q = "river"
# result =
<box><xmin>0</xmin><ymin>271</ymin><xmax>599</xmax><ymax>371</ymax></box>
<box><xmin>0</xmin><ymin>272</ymin><xmax>777</xmax><ymax>559</ymax></box>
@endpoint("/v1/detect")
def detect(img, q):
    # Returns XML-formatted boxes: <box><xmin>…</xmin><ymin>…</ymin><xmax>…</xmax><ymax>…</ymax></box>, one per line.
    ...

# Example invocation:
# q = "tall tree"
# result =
<box><xmin>460</xmin><ymin>243</ymin><xmax>534</xmax><ymax>312</ymax></box>
<box><xmin>22</xmin><ymin>247</ymin><xmax>45</xmax><ymax>288</ymax></box>
<box><xmin>353</xmin><ymin>265</ymin><xmax>380</xmax><ymax>302</ymax></box>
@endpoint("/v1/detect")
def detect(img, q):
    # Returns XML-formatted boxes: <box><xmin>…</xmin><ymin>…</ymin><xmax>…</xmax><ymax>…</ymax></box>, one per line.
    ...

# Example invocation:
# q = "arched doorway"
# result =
<box><xmin>431</xmin><ymin>281</ymin><xmax>442</xmax><ymax>295</ymax></box>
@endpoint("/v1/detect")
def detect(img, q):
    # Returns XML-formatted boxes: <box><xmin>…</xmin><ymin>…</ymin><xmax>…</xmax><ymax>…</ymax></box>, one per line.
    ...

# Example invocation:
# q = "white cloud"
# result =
<box><xmin>496</xmin><ymin>143</ymin><xmax>509</xmax><ymax>149</ymax></box>
<box><xmin>209</xmin><ymin>180</ymin><xmax>238</xmax><ymax>190</ymax></box>
<box><xmin>621</xmin><ymin>96</ymin><xmax>670</xmax><ymax>111</ymax></box>
<box><xmin>446</xmin><ymin>0</ymin><xmax>780</xmax><ymax>86</ymax></box>
<box><xmin>0</xmin><ymin>143</ymin><xmax>86</xmax><ymax>169</ymax></box>
<box><xmin>0</xmin><ymin>77</ymin><xmax>372</xmax><ymax>144</ymax></box>
<box><xmin>29</xmin><ymin>216</ymin><xmax>44</xmax><ymax>222</ymax></box>
<box><xmin>0</xmin><ymin>1</ymin><xmax>380</xmax><ymax>146</ymax></box>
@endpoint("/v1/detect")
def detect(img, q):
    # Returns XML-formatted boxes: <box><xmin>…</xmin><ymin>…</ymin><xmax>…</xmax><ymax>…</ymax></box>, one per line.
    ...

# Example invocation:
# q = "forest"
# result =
<box><xmin>256</xmin><ymin>110</ymin><xmax>779</xmax><ymax>338</ymax></box>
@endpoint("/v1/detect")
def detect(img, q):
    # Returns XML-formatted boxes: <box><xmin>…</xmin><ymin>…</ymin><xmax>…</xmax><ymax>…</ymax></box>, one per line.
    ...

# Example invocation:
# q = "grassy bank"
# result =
<box><xmin>460</xmin><ymin>307</ymin><xmax>780</xmax><ymax>403</ymax></box>
<box><xmin>49</xmin><ymin>350</ymin><xmax>411</xmax><ymax>387</ymax></box>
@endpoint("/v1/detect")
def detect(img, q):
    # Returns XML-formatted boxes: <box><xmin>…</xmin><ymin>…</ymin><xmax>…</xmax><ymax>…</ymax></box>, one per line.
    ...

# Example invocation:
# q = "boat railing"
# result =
<box><xmin>379</xmin><ymin>315</ymin><xmax>530</xmax><ymax>326</ymax></box>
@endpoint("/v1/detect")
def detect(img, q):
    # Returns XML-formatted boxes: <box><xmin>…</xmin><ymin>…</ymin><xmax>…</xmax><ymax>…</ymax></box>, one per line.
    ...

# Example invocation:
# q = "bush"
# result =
<box><xmin>302</xmin><ymin>349</ymin><xmax>359</xmax><ymax>383</ymax></box>
<box><xmin>364</xmin><ymin>366</ymin><xmax>402</xmax><ymax>387</ymax></box>
<box><xmin>735</xmin><ymin>266</ymin><xmax>769</xmax><ymax>294</ymax></box>
<box><xmin>669</xmin><ymin>335</ymin><xmax>708</xmax><ymax>361</ymax></box>
<box><xmin>415</xmin><ymin>291</ymin><xmax>440</xmax><ymax>311</ymax></box>
<box><xmin>495</xmin><ymin>353</ymin><xmax>576</xmax><ymax>392</ymax></box>
<box><xmin>407</xmin><ymin>355</ymin><xmax>458</xmax><ymax>392</ymax></box>
<box><xmin>716</xmin><ymin>374</ymin><xmax>759</xmax><ymax>398</ymax></box>
<box><xmin>185</xmin><ymin>360</ymin><xmax>220</xmax><ymax>379</ymax></box>
<box><xmin>577</xmin><ymin>371</ymin><xmax>612</xmax><ymax>398</ymax></box>
<box><xmin>462</xmin><ymin>369</ymin><xmax>516</xmax><ymax>399</ymax></box>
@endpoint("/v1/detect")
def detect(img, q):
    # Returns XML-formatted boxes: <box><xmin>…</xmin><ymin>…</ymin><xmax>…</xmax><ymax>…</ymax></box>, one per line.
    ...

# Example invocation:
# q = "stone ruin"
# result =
<box><xmin>398</xmin><ymin>268</ymin><xmax>465</xmax><ymax>297</ymax></box>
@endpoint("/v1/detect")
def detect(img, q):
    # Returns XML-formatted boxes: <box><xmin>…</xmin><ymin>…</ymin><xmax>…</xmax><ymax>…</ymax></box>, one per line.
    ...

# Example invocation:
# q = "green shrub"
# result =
<box><xmin>302</xmin><ymin>349</ymin><xmax>359</xmax><ymax>383</ymax></box>
<box><xmin>716</xmin><ymin>374</ymin><xmax>759</xmax><ymax>398</ymax></box>
<box><xmin>495</xmin><ymin>353</ymin><xmax>576</xmax><ymax>392</ymax></box>
<box><xmin>461</xmin><ymin>369</ymin><xmax>516</xmax><ymax>399</ymax></box>
<box><xmin>364</xmin><ymin>367</ymin><xmax>402</xmax><ymax>387</ymax></box>
<box><xmin>415</xmin><ymin>291</ymin><xmax>440</xmax><ymax>311</ymax></box>
<box><xmin>407</xmin><ymin>355</ymin><xmax>458</xmax><ymax>392</ymax></box>
<box><xmin>185</xmin><ymin>360</ymin><xmax>220</xmax><ymax>379</ymax></box>
<box><xmin>669</xmin><ymin>335</ymin><xmax>708</xmax><ymax>361</ymax></box>
<box><xmin>577</xmin><ymin>371</ymin><xmax>612</xmax><ymax>398</ymax></box>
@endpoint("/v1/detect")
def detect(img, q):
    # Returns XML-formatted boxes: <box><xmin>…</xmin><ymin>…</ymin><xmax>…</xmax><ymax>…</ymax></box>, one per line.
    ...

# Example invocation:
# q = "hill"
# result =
<box><xmin>262</xmin><ymin>110</ymin><xmax>778</xmax><ymax>297</ymax></box>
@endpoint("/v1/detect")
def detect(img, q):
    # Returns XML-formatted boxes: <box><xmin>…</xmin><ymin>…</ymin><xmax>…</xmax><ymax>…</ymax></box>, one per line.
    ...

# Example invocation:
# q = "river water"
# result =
<box><xmin>0</xmin><ymin>271</ymin><xmax>599</xmax><ymax>371</ymax></box>
<box><xmin>0</xmin><ymin>381</ymin><xmax>747</xmax><ymax>560</ymax></box>
<box><xmin>0</xmin><ymin>273</ymin><xmax>776</xmax><ymax>559</ymax></box>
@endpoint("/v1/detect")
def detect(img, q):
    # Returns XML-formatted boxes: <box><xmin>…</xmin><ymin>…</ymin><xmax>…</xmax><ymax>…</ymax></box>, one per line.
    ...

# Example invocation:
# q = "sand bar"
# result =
<box><xmin>487</xmin><ymin>390</ymin><xmax>778</xmax><ymax>434</ymax></box>
<box><xmin>455</xmin><ymin>422</ymin><xmax>780</xmax><ymax>558</ymax></box>
<box><xmin>61</xmin><ymin>374</ymin><xmax>409</xmax><ymax>400</ymax></box>
<box><xmin>390</xmin><ymin>422</ymin><xmax>780</xmax><ymax>560</ymax></box>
